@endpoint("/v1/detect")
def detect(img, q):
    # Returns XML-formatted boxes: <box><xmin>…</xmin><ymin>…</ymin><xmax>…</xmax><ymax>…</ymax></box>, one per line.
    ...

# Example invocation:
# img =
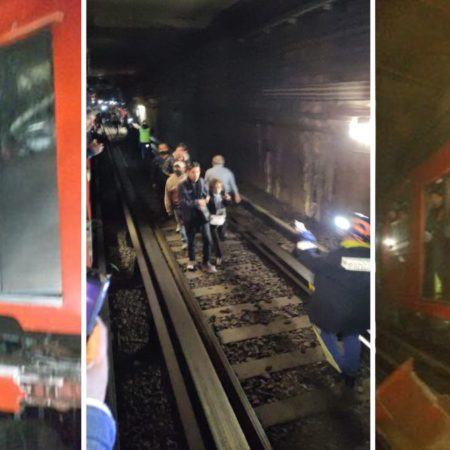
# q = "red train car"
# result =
<box><xmin>0</xmin><ymin>0</ymin><xmax>81</xmax><ymax>414</ymax></box>
<box><xmin>380</xmin><ymin>142</ymin><xmax>450</xmax><ymax>320</ymax></box>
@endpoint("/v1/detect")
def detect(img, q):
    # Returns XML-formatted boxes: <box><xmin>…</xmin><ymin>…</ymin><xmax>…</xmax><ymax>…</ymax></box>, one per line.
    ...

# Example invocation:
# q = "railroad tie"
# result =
<box><xmin>254</xmin><ymin>390</ymin><xmax>332</xmax><ymax>427</ymax></box>
<box><xmin>218</xmin><ymin>316</ymin><xmax>311</xmax><ymax>344</ymax></box>
<box><xmin>165</xmin><ymin>233</ymin><xmax>182</xmax><ymax>242</ymax></box>
<box><xmin>192</xmin><ymin>284</ymin><xmax>235</xmax><ymax>298</ymax></box>
<box><xmin>203</xmin><ymin>296</ymin><xmax>302</xmax><ymax>319</ymax></box>
<box><xmin>232</xmin><ymin>348</ymin><xmax>325</xmax><ymax>380</ymax></box>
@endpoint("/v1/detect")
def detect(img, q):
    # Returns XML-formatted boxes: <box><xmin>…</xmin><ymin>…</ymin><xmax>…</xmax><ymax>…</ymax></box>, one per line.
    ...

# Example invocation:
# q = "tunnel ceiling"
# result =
<box><xmin>88</xmin><ymin>0</ymin><xmax>240</xmax><ymax>80</ymax></box>
<box><xmin>377</xmin><ymin>0</ymin><xmax>450</xmax><ymax>192</ymax></box>
<box><xmin>88</xmin><ymin>0</ymin><xmax>322</xmax><ymax>87</ymax></box>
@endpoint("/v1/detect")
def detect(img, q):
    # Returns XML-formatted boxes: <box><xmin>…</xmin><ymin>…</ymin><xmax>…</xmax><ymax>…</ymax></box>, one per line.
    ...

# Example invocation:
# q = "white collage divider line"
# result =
<box><xmin>370</xmin><ymin>0</ymin><xmax>376</xmax><ymax>448</ymax></box>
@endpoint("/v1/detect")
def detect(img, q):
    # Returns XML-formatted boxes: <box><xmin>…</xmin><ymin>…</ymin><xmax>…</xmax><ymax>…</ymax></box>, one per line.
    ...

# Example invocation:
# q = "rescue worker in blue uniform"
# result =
<box><xmin>295</xmin><ymin>213</ymin><xmax>370</xmax><ymax>386</ymax></box>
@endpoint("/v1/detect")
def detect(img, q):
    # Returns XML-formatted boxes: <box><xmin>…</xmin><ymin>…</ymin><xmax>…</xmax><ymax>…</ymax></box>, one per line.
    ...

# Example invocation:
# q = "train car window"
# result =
<box><xmin>384</xmin><ymin>196</ymin><xmax>411</xmax><ymax>263</ymax></box>
<box><xmin>422</xmin><ymin>175</ymin><xmax>450</xmax><ymax>302</ymax></box>
<box><xmin>0</xmin><ymin>31</ymin><xmax>62</xmax><ymax>303</ymax></box>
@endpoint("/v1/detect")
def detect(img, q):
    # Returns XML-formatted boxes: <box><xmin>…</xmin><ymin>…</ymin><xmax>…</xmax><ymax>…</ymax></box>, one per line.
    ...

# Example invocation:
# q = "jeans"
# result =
<box><xmin>140</xmin><ymin>142</ymin><xmax>150</xmax><ymax>160</ymax></box>
<box><xmin>320</xmin><ymin>331</ymin><xmax>361</xmax><ymax>377</ymax></box>
<box><xmin>174</xmin><ymin>208</ymin><xmax>187</xmax><ymax>242</ymax></box>
<box><xmin>185</xmin><ymin>221</ymin><xmax>212</xmax><ymax>264</ymax></box>
<box><xmin>210</xmin><ymin>225</ymin><xmax>223</xmax><ymax>258</ymax></box>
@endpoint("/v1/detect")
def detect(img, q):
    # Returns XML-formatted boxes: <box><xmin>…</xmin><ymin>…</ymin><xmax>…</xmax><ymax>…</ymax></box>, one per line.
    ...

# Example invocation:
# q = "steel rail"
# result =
<box><xmin>152</xmin><ymin>225</ymin><xmax>272</xmax><ymax>450</ymax></box>
<box><xmin>109</xmin><ymin>146</ymin><xmax>251</xmax><ymax>450</ymax></box>
<box><xmin>228</xmin><ymin>214</ymin><xmax>314</xmax><ymax>295</ymax></box>
<box><xmin>377</xmin><ymin>327</ymin><xmax>450</xmax><ymax>378</ymax></box>
<box><xmin>240</xmin><ymin>195</ymin><xmax>328</xmax><ymax>253</ymax></box>
<box><xmin>106</xmin><ymin>148</ymin><xmax>207</xmax><ymax>450</ymax></box>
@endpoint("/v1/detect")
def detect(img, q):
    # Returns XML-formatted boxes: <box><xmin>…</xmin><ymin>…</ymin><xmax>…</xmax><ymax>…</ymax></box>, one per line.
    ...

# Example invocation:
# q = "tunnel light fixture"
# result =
<box><xmin>383</xmin><ymin>238</ymin><xmax>397</xmax><ymax>248</ymax></box>
<box><xmin>349</xmin><ymin>117</ymin><xmax>371</xmax><ymax>146</ymax></box>
<box><xmin>334</xmin><ymin>216</ymin><xmax>351</xmax><ymax>231</ymax></box>
<box><xmin>136</xmin><ymin>104</ymin><xmax>146</xmax><ymax>122</ymax></box>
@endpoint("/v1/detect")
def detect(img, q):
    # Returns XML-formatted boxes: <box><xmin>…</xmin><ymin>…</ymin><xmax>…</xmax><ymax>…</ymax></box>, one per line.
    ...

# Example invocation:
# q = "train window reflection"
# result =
<box><xmin>0</xmin><ymin>31</ymin><xmax>62</xmax><ymax>302</ymax></box>
<box><xmin>422</xmin><ymin>175</ymin><xmax>450</xmax><ymax>302</ymax></box>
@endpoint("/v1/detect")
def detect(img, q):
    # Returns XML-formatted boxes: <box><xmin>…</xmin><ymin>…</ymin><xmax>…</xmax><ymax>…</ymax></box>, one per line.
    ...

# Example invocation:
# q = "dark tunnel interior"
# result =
<box><xmin>88</xmin><ymin>0</ymin><xmax>371</xmax><ymax>225</ymax></box>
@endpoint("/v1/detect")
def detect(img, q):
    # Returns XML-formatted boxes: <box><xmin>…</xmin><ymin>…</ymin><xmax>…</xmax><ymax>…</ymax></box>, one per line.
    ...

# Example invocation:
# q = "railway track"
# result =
<box><xmin>105</xmin><ymin>141</ymin><xmax>261</xmax><ymax>450</ymax></box>
<box><xmin>100</xmin><ymin>130</ymin><xmax>370</xmax><ymax>449</ymax></box>
<box><xmin>376</xmin><ymin>326</ymin><xmax>450</xmax><ymax>394</ymax></box>
<box><xmin>155</xmin><ymin>204</ymin><xmax>370</xmax><ymax>446</ymax></box>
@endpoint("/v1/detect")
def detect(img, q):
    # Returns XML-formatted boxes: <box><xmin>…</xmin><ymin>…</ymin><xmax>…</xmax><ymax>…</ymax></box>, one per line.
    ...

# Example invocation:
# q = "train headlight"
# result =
<box><xmin>334</xmin><ymin>216</ymin><xmax>351</xmax><ymax>231</ymax></box>
<box><xmin>100</xmin><ymin>105</ymin><xmax>107</xmax><ymax>111</ymax></box>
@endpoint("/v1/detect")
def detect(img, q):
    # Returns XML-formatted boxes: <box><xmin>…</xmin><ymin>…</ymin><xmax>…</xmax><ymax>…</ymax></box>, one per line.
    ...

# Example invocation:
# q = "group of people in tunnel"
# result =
<box><xmin>142</xmin><ymin>125</ymin><xmax>370</xmax><ymax>389</ymax></box>
<box><xmin>84</xmin><ymin>114</ymin><xmax>371</xmax><ymax>450</ymax></box>
<box><xmin>140</xmin><ymin>129</ymin><xmax>241</xmax><ymax>274</ymax></box>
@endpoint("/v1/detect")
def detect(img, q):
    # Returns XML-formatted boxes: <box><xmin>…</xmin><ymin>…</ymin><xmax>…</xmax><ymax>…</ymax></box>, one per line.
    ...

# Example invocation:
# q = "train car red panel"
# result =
<box><xmin>382</xmin><ymin>142</ymin><xmax>450</xmax><ymax>320</ymax></box>
<box><xmin>0</xmin><ymin>0</ymin><xmax>81</xmax><ymax>335</ymax></box>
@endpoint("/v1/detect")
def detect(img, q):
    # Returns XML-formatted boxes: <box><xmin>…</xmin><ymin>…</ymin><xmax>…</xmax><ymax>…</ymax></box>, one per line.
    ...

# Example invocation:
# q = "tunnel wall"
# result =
<box><xmin>150</xmin><ymin>0</ymin><xmax>370</xmax><ymax>222</ymax></box>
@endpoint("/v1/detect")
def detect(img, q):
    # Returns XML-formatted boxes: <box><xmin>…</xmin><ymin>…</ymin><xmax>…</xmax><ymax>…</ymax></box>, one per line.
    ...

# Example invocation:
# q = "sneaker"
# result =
<box><xmin>186</xmin><ymin>261</ymin><xmax>196</xmax><ymax>271</ymax></box>
<box><xmin>203</xmin><ymin>262</ymin><xmax>217</xmax><ymax>274</ymax></box>
<box><xmin>216</xmin><ymin>257</ymin><xmax>222</xmax><ymax>266</ymax></box>
<box><xmin>181</xmin><ymin>243</ymin><xmax>188</xmax><ymax>250</ymax></box>
<box><xmin>175</xmin><ymin>224</ymin><xmax>181</xmax><ymax>232</ymax></box>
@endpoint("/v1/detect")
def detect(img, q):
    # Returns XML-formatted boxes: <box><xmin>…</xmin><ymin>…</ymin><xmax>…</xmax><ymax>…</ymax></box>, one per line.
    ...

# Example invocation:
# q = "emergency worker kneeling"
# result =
<box><xmin>295</xmin><ymin>214</ymin><xmax>370</xmax><ymax>387</ymax></box>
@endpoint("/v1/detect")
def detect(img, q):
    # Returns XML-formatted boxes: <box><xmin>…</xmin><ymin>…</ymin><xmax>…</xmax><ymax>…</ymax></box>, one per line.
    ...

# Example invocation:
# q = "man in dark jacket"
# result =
<box><xmin>295</xmin><ymin>213</ymin><xmax>370</xmax><ymax>385</ymax></box>
<box><xmin>178</xmin><ymin>162</ymin><xmax>217</xmax><ymax>273</ymax></box>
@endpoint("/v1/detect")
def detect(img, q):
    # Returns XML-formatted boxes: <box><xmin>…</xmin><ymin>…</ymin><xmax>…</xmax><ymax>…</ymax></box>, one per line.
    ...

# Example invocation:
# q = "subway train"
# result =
<box><xmin>0</xmin><ymin>0</ymin><xmax>81</xmax><ymax>415</ymax></box>
<box><xmin>380</xmin><ymin>141</ymin><xmax>450</xmax><ymax>320</ymax></box>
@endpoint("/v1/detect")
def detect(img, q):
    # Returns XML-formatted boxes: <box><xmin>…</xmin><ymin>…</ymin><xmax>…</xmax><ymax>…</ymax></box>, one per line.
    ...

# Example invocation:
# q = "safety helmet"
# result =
<box><xmin>334</xmin><ymin>212</ymin><xmax>370</xmax><ymax>243</ymax></box>
<box><xmin>349</xmin><ymin>213</ymin><xmax>370</xmax><ymax>243</ymax></box>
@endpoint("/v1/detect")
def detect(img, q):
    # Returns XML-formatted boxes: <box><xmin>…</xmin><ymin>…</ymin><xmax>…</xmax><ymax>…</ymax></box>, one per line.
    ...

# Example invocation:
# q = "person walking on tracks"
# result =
<box><xmin>205</xmin><ymin>155</ymin><xmax>241</xmax><ymax>204</ymax></box>
<box><xmin>162</xmin><ymin>143</ymin><xmax>190</xmax><ymax>176</ymax></box>
<box><xmin>294</xmin><ymin>213</ymin><xmax>370</xmax><ymax>387</ymax></box>
<box><xmin>164</xmin><ymin>160</ymin><xmax>188</xmax><ymax>246</ymax></box>
<box><xmin>207</xmin><ymin>178</ymin><xmax>231</xmax><ymax>266</ymax></box>
<box><xmin>151</xmin><ymin>142</ymin><xmax>171</xmax><ymax>217</ymax></box>
<box><xmin>137</xmin><ymin>121</ymin><xmax>151</xmax><ymax>160</ymax></box>
<box><xmin>179</xmin><ymin>162</ymin><xmax>217</xmax><ymax>273</ymax></box>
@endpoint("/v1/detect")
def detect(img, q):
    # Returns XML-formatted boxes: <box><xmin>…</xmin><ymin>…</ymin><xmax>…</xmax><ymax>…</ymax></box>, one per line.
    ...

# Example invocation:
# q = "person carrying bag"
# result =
<box><xmin>207</xmin><ymin>179</ymin><xmax>231</xmax><ymax>266</ymax></box>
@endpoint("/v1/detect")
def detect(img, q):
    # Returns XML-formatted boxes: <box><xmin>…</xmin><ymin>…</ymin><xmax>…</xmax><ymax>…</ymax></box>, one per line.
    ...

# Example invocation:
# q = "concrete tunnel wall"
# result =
<box><xmin>145</xmin><ymin>0</ymin><xmax>370</xmax><ymax>223</ymax></box>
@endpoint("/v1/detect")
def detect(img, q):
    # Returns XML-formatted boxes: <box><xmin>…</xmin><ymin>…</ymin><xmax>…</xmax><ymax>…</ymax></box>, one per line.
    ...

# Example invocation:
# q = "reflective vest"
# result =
<box><xmin>139</xmin><ymin>127</ymin><xmax>150</xmax><ymax>143</ymax></box>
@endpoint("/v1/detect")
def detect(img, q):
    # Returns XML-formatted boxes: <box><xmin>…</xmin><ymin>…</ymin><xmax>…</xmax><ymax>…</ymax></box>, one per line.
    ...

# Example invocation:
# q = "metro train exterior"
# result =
<box><xmin>380</xmin><ymin>142</ymin><xmax>450</xmax><ymax>320</ymax></box>
<box><xmin>0</xmin><ymin>0</ymin><xmax>81</xmax><ymax>414</ymax></box>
